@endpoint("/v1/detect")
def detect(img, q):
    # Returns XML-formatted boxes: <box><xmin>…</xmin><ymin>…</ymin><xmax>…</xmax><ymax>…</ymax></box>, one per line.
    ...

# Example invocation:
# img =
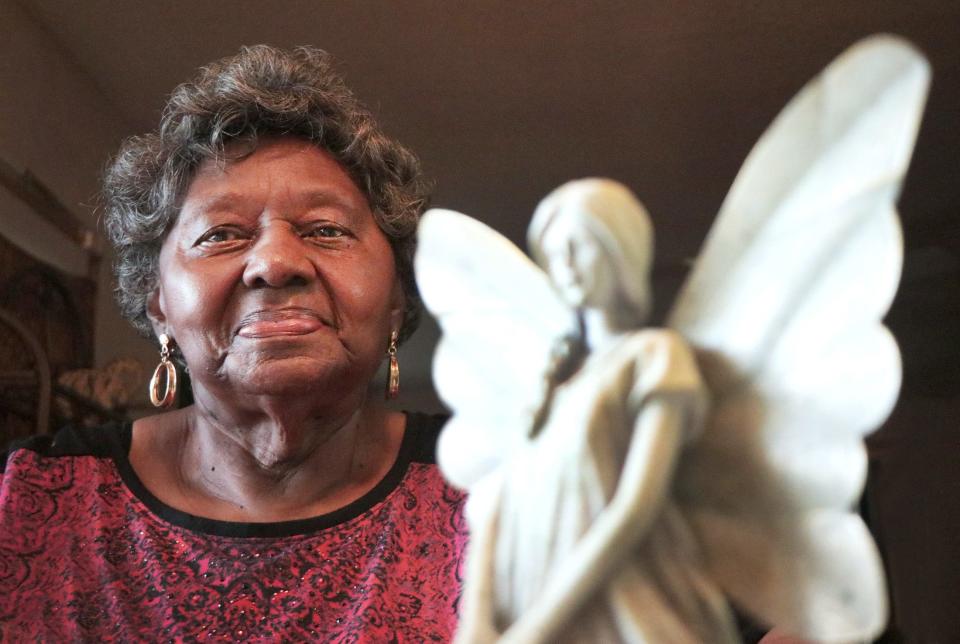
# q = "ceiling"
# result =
<box><xmin>16</xmin><ymin>0</ymin><xmax>960</xmax><ymax>400</ymax></box>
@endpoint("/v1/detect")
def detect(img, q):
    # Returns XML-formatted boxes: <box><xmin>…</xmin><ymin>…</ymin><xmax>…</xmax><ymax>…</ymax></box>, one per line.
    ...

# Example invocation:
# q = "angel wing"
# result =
<box><xmin>415</xmin><ymin>209</ymin><xmax>581</xmax><ymax>489</ymax></box>
<box><xmin>667</xmin><ymin>35</ymin><xmax>930</xmax><ymax>641</ymax></box>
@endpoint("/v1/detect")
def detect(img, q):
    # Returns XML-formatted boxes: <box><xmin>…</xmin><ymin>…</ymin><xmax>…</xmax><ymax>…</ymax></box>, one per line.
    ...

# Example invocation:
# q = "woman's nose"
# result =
<box><xmin>242</xmin><ymin>226</ymin><xmax>315</xmax><ymax>288</ymax></box>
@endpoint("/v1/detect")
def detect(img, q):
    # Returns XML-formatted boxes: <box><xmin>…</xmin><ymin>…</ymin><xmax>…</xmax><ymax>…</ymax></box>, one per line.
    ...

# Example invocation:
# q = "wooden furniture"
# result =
<box><xmin>0</xmin><ymin>156</ymin><xmax>101</xmax><ymax>445</ymax></box>
<box><xmin>0</xmin><ymin>308</ymin><xmax>51</xmax><ymax>442</ymax></box>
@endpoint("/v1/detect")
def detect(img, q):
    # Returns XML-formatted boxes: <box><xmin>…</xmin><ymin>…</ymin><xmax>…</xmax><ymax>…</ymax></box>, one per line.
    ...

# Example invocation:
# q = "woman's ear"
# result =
<box><xmin>389</xmin><ymin>281</ymin><xmax>405</xmax><ymax>336</ymax></box>
<box><xmin>146</xmin><ymin>287</ymin><xmax>168</xmax><ymax>338</ymax></box>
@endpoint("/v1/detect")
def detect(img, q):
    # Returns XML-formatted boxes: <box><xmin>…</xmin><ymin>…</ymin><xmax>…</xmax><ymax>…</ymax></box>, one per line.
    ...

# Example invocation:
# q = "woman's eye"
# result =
<box><xmin>304</xmin><ymin>225</ymin><xmax>346</xmax><ymax>239</ymax></box>
<box><xmin>196</xmin><ymin>228</ymin><xmax>245</xmax><ymax>246</ymax></box>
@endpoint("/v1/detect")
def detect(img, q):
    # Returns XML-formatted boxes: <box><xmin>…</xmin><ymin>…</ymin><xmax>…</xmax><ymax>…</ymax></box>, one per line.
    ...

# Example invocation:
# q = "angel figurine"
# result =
<box><xmin>415</xmin><ymin>35</ymin><xmax>930</xmax><ymax>643</ymax></box>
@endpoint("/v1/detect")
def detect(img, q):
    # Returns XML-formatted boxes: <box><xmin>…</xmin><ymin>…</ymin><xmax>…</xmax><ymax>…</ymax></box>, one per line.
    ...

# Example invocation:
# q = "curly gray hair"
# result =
<box><xmin>102</xmin><ymin>45</ymin><xmax>429</xmax><ymax>343</ymax></box>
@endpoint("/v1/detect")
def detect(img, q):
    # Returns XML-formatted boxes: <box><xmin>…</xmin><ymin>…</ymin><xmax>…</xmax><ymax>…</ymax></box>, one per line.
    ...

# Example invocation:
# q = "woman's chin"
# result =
<box><xmin>221</xmin><ymin>353</ymin><xmax>366</xmax><ymax>399</ymax></box>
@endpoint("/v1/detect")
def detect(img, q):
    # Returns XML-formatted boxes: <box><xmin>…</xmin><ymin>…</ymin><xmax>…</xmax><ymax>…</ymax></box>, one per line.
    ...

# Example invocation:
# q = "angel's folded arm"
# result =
<box><xmin>499</xmin><ymin>394</ymin><xmax>689</xmax><ymax>644</ymax></box>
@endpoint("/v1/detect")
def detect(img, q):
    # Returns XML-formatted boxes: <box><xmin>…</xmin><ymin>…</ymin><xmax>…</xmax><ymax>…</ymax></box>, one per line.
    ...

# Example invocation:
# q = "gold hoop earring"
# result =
<box><xmin>149</xmin><ymin>333</ymin><xmax>178</xmax><ymax>408</ymax></box>
<box><xmin>386</xmin><ymin>330</ymin><xmax>400</xmax><ymax>400</ymax></box>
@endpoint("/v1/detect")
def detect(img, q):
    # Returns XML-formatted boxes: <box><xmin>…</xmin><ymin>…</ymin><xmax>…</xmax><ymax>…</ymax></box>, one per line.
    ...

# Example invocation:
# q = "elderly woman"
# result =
<box><xmin>0</xmin><ymin>46</ymin><xmax>467</xmax><ymax>641</ymax></box>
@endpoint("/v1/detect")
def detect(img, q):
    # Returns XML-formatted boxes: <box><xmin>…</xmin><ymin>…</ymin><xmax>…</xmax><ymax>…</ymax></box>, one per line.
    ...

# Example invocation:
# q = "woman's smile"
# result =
<box><xmin>236</xmin><ymin>308</ymin><xmax>331</xmax><ymax>338</ymax></box>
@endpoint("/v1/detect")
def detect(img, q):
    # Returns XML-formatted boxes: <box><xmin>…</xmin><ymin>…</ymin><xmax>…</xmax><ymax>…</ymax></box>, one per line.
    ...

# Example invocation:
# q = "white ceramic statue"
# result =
<box><xmin>415</xmin><ymin>35</ymin><xmax>929</xmax><ymax>643</ymax></box>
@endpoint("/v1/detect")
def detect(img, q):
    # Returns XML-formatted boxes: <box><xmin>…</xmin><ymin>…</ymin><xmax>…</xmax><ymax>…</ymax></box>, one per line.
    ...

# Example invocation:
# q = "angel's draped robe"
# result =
<box><xmin>463</xmin><ymin>329</ymin><xmax>740</xmax><ymax>643</ymax></box>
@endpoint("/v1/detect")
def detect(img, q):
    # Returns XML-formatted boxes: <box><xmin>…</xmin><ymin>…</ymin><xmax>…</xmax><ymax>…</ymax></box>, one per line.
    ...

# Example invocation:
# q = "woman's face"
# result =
<box><xmin>149</xmin><ymin>138</ymin><xmax>403</xmax><ymax>399</ymax></box>
<box><xmin>538</xmin><ymin>210</ymin><xmax>618</xmax><ymax>310</ymax></box>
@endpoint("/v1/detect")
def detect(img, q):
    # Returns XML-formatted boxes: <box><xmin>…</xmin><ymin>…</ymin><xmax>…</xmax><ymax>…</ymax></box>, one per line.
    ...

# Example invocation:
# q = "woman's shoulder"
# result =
<box><xmin>1</xmin><ymin>423</ymin><xmax>130</xmax><ymax>560</ymax></box>
<box><xmin>2</xmin><ymin>422</ymin><xmax>129</xmax><ymax>474</ymax></box>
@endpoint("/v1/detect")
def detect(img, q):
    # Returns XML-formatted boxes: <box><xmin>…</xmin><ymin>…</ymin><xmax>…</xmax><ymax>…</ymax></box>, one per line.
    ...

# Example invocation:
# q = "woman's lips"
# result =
<box><xmin>236</xmin><ymin>309</ymin><xmax>328</xmax><ymax>338</ymax></box>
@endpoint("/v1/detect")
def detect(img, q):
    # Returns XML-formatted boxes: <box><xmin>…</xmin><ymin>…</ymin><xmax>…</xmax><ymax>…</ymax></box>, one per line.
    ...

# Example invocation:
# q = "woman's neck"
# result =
<box><xmin>190</xmin><ymin>385</ymin><xmax>368</xmax><ymax>470</ymax></box>
<box><xmin>131</xmin><ymin>394</ymin><xmax>405</xmax><ymax>523</ymax></box>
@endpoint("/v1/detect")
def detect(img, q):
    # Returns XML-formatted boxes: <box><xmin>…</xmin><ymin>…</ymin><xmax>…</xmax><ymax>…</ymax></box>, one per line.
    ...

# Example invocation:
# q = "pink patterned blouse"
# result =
<box><xmin>0</xmin><ymin>413</ymin><xmax>467</xmax><ymax>642</ymax></box>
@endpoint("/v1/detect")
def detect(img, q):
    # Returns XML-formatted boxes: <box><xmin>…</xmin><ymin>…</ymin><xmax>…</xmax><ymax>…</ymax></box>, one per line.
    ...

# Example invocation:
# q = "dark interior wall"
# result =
<box><xmin>0</xmin><ymin>0</ymin><xmax>158</xmax><ymax>383</ymax></box>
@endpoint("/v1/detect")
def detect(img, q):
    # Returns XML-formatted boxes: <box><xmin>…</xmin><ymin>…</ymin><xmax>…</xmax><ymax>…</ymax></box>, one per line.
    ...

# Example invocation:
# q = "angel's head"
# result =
<box><xmin>529</xmin><ymin>179</ymin><xmax>653</xmax><ymax>327</ymax></box>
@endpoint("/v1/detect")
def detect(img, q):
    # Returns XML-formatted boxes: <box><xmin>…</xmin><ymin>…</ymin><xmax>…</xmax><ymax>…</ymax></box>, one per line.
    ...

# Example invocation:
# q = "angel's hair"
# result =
<box><xmin>529</xmin><ymin>178</ymin><xmax>653</xmax><ymax>327</ymax></box>
<box><xmin>102</xmin><ymin>45</ymin><xmax>429</xmax><ymax>343</ymax></box>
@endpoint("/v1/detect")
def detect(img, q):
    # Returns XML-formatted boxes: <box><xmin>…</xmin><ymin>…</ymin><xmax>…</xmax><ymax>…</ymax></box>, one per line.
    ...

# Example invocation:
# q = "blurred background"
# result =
<box><xmin>1</xmin><ymin>2</ymin><xmax>957</xmax><ymax>640</ymax></box>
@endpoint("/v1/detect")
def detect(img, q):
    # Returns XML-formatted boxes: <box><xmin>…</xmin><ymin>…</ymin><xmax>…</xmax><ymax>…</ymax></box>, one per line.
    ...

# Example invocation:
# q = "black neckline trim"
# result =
<box><xmin>111</xmin><ymin>413</ymin><xmax>425</xmax><ymax>538</ymax></box>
